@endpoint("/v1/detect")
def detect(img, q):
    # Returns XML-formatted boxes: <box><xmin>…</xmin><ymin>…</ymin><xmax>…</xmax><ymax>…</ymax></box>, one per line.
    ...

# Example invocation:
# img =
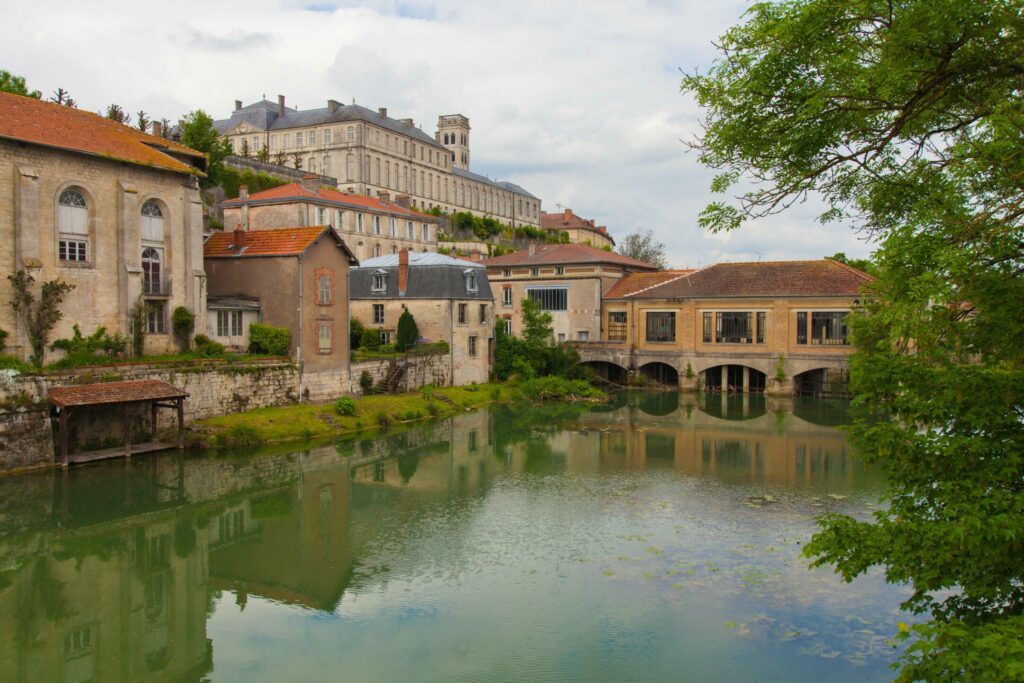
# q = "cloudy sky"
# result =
<box><xmin>2</xmin><ymin>0</ymin><xmax>874</xmax><ymax>268</ymax></box>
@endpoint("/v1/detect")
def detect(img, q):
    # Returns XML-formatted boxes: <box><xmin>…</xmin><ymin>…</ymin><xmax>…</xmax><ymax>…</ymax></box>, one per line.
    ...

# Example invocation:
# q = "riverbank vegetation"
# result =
<box><xmin>684</xmin><ymin>1</ymin><xmax>1024</xmax><ymax>678</ymax></box>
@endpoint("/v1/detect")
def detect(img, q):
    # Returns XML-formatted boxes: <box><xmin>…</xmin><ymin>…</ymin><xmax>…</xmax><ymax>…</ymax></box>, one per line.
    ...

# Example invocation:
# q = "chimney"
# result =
<box><xmin>300</xmin><ymin>173</ymin><xmax>320</xmax><ymax>192</ymax></box>
<box><xmin>378</xmin><ymin>107</ymin><xmax>387</xmax><ymax>118</ymax></box>
<box><xmin>400</xmin><ymin>117</ymin><xmax>414</xmax><ymax>127</ymax></box>
<box><xmin>235</xmin><ymin>99</ymin><xmax>242</xmax><ymax>111</ymax></box>
<box><xmin>277</xmin><ymin>95</ymin><xmax>286</xmax><ymax>116</ymax></box>
<box><xmin>395</xmin><ymin>193</ymin><xmax>411</xmax><ymax>209</ymax></box>
<box><xmin>151</xmin><ymin>120</ymin><xmax>163</xmax><ymax>138</ymax></box>
<box><xmin>239</xmin><ymin>184</ymin><xmax>249</xmax><ymax>200</ymax></box>
<box><xmin>377</xmin><ymin>190</ymin><xmax>390</xmax><ymax>204</ymax></box>
<box><xmin>328</xmin><ymin>99</ymin><xmax>341</xmax><ymax>113</ymax></box>
<box><xmin>233</xmin><ymin>224</ymin><xmax>246</xmax><ymax>248</ymax></box>
<box><xmin>398</xmin><ymin>248</ymin><xmax>409</xmax><ymax>296</ymax></box>
<box><xmin>598</xmin><ymin>226</ymin><xmax>607</xmax><ymax>234</ymax></box>
<box><xmin>564</xmin><ymin>209</ymin><xmax>572</xmax><ymax>222</ymax></box>
<box><xmin>528</xmin><ymin>242</ymin><xmax>536</xmax><ymax>257</ymax></box>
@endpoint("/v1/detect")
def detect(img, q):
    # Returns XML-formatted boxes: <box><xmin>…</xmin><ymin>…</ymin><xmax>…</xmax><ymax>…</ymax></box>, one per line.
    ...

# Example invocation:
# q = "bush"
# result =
<box><xmin>520</xmin><ymin>377</ymin><xmax>605</xmax><ymax>402</ymax></box>
<box><xmin>334</xmin><ymin>396</ymin><xmax>357</xmax><ymax>416</ymax></box>
<box><xmin>350</xmin><ymin>318</ymin><xmax>365</xmax><ymax>350</ymax></box>
<box><xmin>489</xmin><ymin>386</ymin><xmax>501</xmax><ymax>401</ymax></box>
<box><xmin>249</xmin><ymin>323</ymin><xmax>290</xmax><ymax>356</ymax></box>
<box><xmin>359</xmin><ymin>370</ymin><xmax>374</xmax><ymax>394</ymax></box>
<box><xmin>48</xmin><ymin>325</ymin><xmax>129</xmax><ymax>368</ymax></box>
<box><xmin>220</xmin><ymin>424</ymin><xmax>262</xmax><ymax>448</ymax></box>
<box><xmin>396</xmin><ymin>307</ymin><xmax>419</xmax><ymax>352</ymax></box>
<box><xmin>193</xmin><ymin>334</ymin><xmax>226</xmax><ymax>357</ymax></box>
<box><xmin>0</xmin><ymin>355</ymin><xmax>33</xmax><ymax>373</ymax></box>
<box><xmin>359</xmin><ymin>327</ymin><xmax>381</xmax><ymax>351</ymax></box>
<box><xmin>374</xmin><ymin>410</ymin><xmax>393</xmax><ymax>428</ymax></box>
<box><xmin>171</xmin><ymin>307</ymin><xmax>195</xmax><ymax>351</ymax></box>
<box><xmin>0</xmin><ymin>327</ymin><xmax>7</xmax><ymax>352</ymax></box>
<box><xmin>425</xmin><ymin>401</ymin><xmax>441</xmax><ymax>417</ymax></box>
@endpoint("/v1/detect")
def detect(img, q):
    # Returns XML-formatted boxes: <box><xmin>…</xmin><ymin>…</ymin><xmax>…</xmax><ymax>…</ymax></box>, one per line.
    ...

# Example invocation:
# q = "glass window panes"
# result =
<box><xmin>527</xmin><ymin>287</ymin><xmax>567</xmax><ymax>311</ymax></box>
<box><xmin>646</xmin><ymin>312</ymin><xmax>675</xmax><ymax>342</ymax></box>
<box><xmin>373</xmin><ymin>304</ymin><xmax>384</xmax><ymax>324</ymax></box>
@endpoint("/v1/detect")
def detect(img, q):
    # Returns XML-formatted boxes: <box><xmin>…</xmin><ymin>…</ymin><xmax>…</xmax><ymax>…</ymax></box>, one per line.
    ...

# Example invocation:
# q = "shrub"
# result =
<box><xmin>421</xmin><ymin>384</ymin><xmax>435</xmax><ymax>399</ymax></box>
<box><xmin>359</xmin><ymin>370</ymin><xmax>374</xmax><ymax>394</ymax></box>
<box><xmin>0</xmin><ymin>327</ymin><xmax>7</xmax><ymax>352</ymax></box>
<box><xmin>171</xmin><ymin>307</ymin><xmax>195</xmax><ymax>351</ymax></box>
<box><xmin>520</xmin><ymin>376</ymin><xmax>605</xmax><ymax>402</ymax></box>
<box><xmin>249</xmin><ymin>323</ymin><xmax>290</xmax><ymax>356</ymax></box>
<box><xmin>374</xmin><ymin>410</ymin><xmax>393</xmax><ymax>428</ymax></box>
<box><xmin>396</xmin><ymin>307</ymin><xmax>419</xmax><ymax>351</ymax></box>
<box><xmin>193</xmin><ymin>334</ymin><xmax>226</xmax><ymax>357</ymax></box>
<box><xmin>350</xmin><ymin>318</ymin><xmax>365</xmax><ymax>350</ymax></box>
<box><xmin>774</xmin><ymin>355</ymin><xmax>787</xmax><ymax>382</ymax></box>
<box><xmin>221</xmin><ymin>424</ymin><xmax>261</xmax><ymax>448</ymax></box>
<box><xmin>378</xmin><ymin>343</ymin><xmax>396</xmax><ymax>354</ymax></box>
<box><xmin>48</xmin><ymin>325</ymin><xmax>129</xmax><ymax>368</ymax></box>
<box><xmin>685</xmin><ymin>362</ymin><xmax>694</xmax><ymax>379</ymax></box>
<box><xmin>334</xmin><ymin>396</ymin><xmax>357</xmax><ymax>416</ymax></box>
<box><xmin>489</xmin><ymin>386</ymin><xmax>501</xmax><ymax>401</ymax></box>
<box><xmin>0</xmin><ymin>355</ymin><xmax>33</xmax><ymax>373</ymax></box>
<box><xmin>425</xmin><ymin>401</ymin><xmax>441</xmax><ymax>417</ymax></box>
<box><xmin>360</xmin><ymin>327</ymin><xmax>381</xmax><ymax>351</ymax></box>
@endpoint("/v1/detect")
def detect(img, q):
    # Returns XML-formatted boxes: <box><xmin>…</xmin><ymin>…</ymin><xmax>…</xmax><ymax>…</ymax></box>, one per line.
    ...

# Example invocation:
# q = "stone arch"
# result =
<box><xmin>639</xmin><ymin>361</ymin><xmax>678</xmax><ymax>386</ymax></box>
<box><xmin>793</xmin><ymin>367</ymin><xmax>850</xmax><ymax>398</ymax></box>
<box><xmin>702</xmin><ymin>364</ymin><xmax>768</xmax><ymax>393</ymax></box>
<box><xmin>578</xmin><ymin>360</ymin><xmax>628</xmax><ymax>385</ymax></box>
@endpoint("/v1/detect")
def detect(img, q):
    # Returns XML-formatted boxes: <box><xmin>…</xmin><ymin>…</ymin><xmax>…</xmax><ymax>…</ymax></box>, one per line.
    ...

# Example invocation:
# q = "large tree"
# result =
<box><xmin>616</xmin><ymin>229</ymin><xmax>667</xmax><ymax>269</ymax></box>
<box><xmin>683</xmin><ymin>0</ymin><xmax>1024</xmax><ymax>679</ymax></box>
<box><xmin>0</xmin><ymin>70</ymin><xmax>40</xmax><ymax>98</ymax></box>
<box><xmin>178</xmin><ymin>109</ymin><xmax>232</xmax><ymax>187</ymax></box>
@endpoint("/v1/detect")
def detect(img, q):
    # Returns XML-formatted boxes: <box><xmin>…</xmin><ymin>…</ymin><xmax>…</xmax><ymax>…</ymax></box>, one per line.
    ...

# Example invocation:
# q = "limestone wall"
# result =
<box><xmin>0</xmin><ymin>408</ymin><xmax>53</xmax><ymax>471</ymax></box>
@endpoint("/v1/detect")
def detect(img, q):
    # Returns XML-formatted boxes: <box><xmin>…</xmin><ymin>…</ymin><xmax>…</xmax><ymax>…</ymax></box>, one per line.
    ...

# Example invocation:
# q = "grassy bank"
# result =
<box><xmin>193</xmin><ymin>383</ymin><xmax>516</xmax><ymax>449</ymax></box>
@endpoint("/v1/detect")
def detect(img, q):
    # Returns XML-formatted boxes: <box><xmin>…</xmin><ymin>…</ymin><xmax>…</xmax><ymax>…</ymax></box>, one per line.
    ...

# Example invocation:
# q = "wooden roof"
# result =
<box><xmin>48</xmin><ymin>380</ymin><xmax>188</xmax><ymax>408</ymax></box>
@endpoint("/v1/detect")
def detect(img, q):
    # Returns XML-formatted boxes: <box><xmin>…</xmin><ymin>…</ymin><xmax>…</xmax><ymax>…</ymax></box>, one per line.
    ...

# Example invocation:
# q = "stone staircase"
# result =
<box><xmin>377</xmin><ymin>362</ymin><xmax>407</xmax><ymax>394</ymax></box>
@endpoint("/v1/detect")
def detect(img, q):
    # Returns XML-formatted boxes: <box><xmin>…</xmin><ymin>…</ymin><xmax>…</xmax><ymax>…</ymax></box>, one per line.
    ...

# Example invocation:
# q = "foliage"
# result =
<box><xmin>395</xmin><ymin>308</ymin><xmax>419</xmax><ymax>352</ymax></box>
<box><xmin>350</xmin><ymin>318</ymin><xmax>365</xmax><ymax>350</ymax></box>
<box><xmin>0</xmin><ymin>355</ymin><xmax>34</xmax><ymax>373</ymax></box>
<box><xmin>494</xmin><ymin>299</ymin><xmax>583</xmax><ymax>382</ymax></box>
<box><xmin>616</xmin><ymin>229</ymin><xmax>667</xmax><ymax>269</ymax></box>
<box><xmin>685</xmin><ymin>362</ymin><xmax>694</xmax><ymax>379</ymax></box>
<box><xmin>0</xmin><ymin>70</ymin><xmax>40</xmax><ymax>98</ymax></box>
<box><xmin>291</xmin><ymin>152</ymin><xmax>303</xmax><ymax>170</ymax></box>
<box><xmin>374</xmin><ymin>410</ymin><xmax>393</xmax><ymax>428</ymax></box>
<box><xmin>248</xmin><ymin>323</ymin><xmax>290</xmax><ymax>356</ymax></box>
<box><xmin>774</xmin><ymin>356</ymin><xmax>786</xmax><ymax>382</ymax></box>
<box><xmin>192</xmin><ymin>334</ymin><xmax>226</xmax><ymax>357</ymax></box>
<box><xmin>178</xmin><ymin>110</ymin><xmax>232</xmax><ymax>187</ymax></box>
<box><xmin>0</xmin><ymin>327</ymin><xmax>6</xmax><ymax>353</ymax></box>
<box><xmin>129</xmin><ymin>299</ymin><xmax>146</xmax><ymax>357</ymax></box>
<box><xmin>239</xmin><ymin>138</ymin><xmax>251</xmax><ymax>158</ymax></box>
<box><xmin>359</xmin><ymin>370</ymin><xmax>374</xmax><ymax>394</ymax></box>
<box><xmin>360</xmin><ymin>327</ymin><xmax>381</xmax><ymax>351</ymax></box>
<box><xmin>334</xmin><ymin>396</ymin><xmax>357</xmax><ymax>416</ymax></box>
<box><xmin>828</xmin><ymin>253</ymin><xmax>878</xmax><ymax>277</ymax></box>
<box><xmin>519</xmin><ymin>377</ymin><xmax>605</xmax><ymax>402</ymax></box>
<box><xmin>255</xmin><ymin>146</ymin><xmax>270</xmax><ymax>163</ymax></box>
<box><xmin>49</xmin><ymin>88</ymin><xmax>76</xmax><ymax>107</ymax></box>
<box><xmin>171</xmin><ymin>306</ymin><xmax>195</xmax><ymax>351</ymax></box>
<box><xmin>104</xmin><ymin>103</ymin><xmax>130</xmax><ymax>124</ymax></box>
<box><xmin>136</xmin><ymin>111</ymin><xmax>149</xmax><ymax>132</ymax></box>
<box><xmin>218</xmin><ymin>166</ymin><xmax>286</xmax><ymax>201</ymax></box>
<box><xmin>49</xmin><ymin>325</ymin><xmax>128</xmax><ymax>367</ymax></box>
<box><xmin>684</xmin><ymin>0</ymin><xmax>1024</xmax><ymax>678</ymax></box>
<box><xmin>8</xmin><ymin>270</ymin><xmax>74</xmax><ymax>367</ymax></box>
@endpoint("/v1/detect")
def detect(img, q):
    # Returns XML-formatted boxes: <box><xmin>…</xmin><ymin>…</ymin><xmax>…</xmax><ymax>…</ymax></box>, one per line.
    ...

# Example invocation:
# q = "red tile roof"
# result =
<box><xmin>482</xmin><ymin>243</ymin><xmax>658</xmax><ymax>270</ymax></box>
<box><xmin>204</xmin><ymin>226</ymin><xmax>357</xmax><ymax>260</ymax></box>
<box><xmin>603</xmin><ymin>270</ymin><xmax>694</xmax><ymax>299</ymax></box>
<box><xmin>223</xmin><ymin>182</ymin><xmax>438</xmax><ymax>219</ymax></box>
<box><xmin>541</xmin><ymin>209</ymin><xmax>610</xmax><ymax>237</ymax></box>
<box><xmin>0</xmin><ymin>92</ymin><xmax>205</xmax><ymax>175</ymax></box>
<box><xmin>612</xmin><ymin>259</ymin><xmax>873</xmax><ymax>299</ymax></box>
<box><xmin>49</xmin><ymin>380</ymin><xmax>188</xmax><ymax>408</ymax></box>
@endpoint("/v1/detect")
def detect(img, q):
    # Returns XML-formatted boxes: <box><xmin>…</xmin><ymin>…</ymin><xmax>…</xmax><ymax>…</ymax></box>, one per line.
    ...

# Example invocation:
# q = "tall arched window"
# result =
<box><xmin>58</xmin><ymin>189</ymin><xmax>89</xmax><ymax>262</ymax></box>
<box><xmin>141</xmin><ymin>200</ymin><xmax>163</xmax><ymax>241</ymax></box>
<box><xmin>142</xmin><ymin>247</ymin><xmax>162</xmax><ymax>295</ymax></box>
<box><xmin>373</xmin><ymin>243</ymin><xmax>382</xmax><ymax>257</ymax></box>
<box><xmin>141</xmin><ymin>201</ymin><xmax>165</xmax><ymax>295</ymax></box>
<box><xmin>391</xmin><ymin>245</ymin><xmax>398</xmax><ymax>254</ymax></box>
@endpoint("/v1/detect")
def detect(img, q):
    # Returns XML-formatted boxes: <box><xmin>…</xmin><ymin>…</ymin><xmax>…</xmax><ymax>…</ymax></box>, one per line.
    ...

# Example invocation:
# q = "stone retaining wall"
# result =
<box><xmin>0</xmin><ymin>408</ymin><xmax>53</xmax><ymax>472</ymax></box>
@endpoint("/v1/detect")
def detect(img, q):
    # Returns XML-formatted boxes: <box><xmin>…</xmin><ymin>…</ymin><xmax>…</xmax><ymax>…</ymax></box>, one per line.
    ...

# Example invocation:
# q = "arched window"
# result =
<box><xmin>142</xmin><ymin>247</ymin><xmax>162</xmax><ymax>295</ymax></box>
<box><xmin>141</xmin><ymin>200</ymin><xmax>164</xmax><ymax>241</ymax></box>
<box><xmin>58</xmin><ymin>189</ymin><xmax>89</xmax><ymax>262</ymax></box>
<box><xmin>373</xmin><ymin>243</ymin><xmax>382</xmax><ymax>257</ymax></box>
<box><xmin>391</xmin><ymin>245</ymin><xmax>398</xmax><ymax>254</ymax></box>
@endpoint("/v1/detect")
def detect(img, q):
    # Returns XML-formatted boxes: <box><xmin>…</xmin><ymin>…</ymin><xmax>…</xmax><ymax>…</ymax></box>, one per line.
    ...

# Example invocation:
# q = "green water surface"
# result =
<box><xmin>0</xmin><ymin>392</ymin><xmax>907</xmax><ymax>682</ymax></box>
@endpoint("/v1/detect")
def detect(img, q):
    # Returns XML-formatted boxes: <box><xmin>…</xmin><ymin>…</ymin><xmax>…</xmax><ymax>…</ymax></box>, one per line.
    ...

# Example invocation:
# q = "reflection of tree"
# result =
<box><xmin>15</xmin><ymin>558</ymin><xmax>75</xmax><ymax>648</ymax></box>
<box><xmin>492</xmin><ymin>401</ymin><xmax>590</xmax><ymax>454</ymax></box>
<box><xmin>397</xmin><ymin>452</ymin><xmax>419</xmax><ymax>483</ymax></box>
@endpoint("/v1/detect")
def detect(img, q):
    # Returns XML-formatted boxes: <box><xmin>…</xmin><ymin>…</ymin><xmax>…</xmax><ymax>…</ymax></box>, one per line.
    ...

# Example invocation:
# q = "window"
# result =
<box><xmin>296</xmin><ymin>132</ymin><xmax>304</xmax><ymax>146</ymax></box>
<box><xmin>577</xmin><ymin>331</ymin><xmax>589</xmax><ymax>341</ymax></box>
<box><xmin>608</xmin><ymin>311</ymin><xmax>627</xmax><ymax>341</ymax></box>
<box><xmin>324</xmin><ymin>129</ymin><xmax>331</xmax><ymax>144</ymax></box>
<box><xmin>458</xmin><ymin>303</ymin><xmax>467</xmax><ymax>324</ymax></box>
<box><xmin>283</xmin><ymin>133</ymin><xmax>290</xmax><ymax>147</ymax></box>
<box><xmin>141</xmin><ymin>200</ymin><xmax>164</xmax><ymax>241</ymax></box>
<box><xmin>708</xmin><ymin>311</ymin><xmax>758</xmax><ymax>344</ymax></box>
<box><xmin>479</xmin><ymin>304</ymin><xmax>487</xmax><ymax>324</ymax></box>
<box><xmin>380</xmin><ymin>330</ymin><xmax>393</xmax><ymax>345</ymax></box>
<box><xmin>347</xmin><ymin>126</ymin><xmax>354</xmax><ymax>142</ymax></box>
<box><xmin>797</xmin><ymin>311</ymin><xmax>850</xmax><ymax>345</ymax></box>
<box><xmin>317</xmin><ymin>273</ymin><xmax>332</xmax><ymax>305</ymax></box>
<box><xmin>757</xmin><ymin>311</ymin><xmax>766</xmax><ymax>344</ymax></box>
<box><xmin>374</xmin><ymin>216</ymin><xmax>382</xmax><ymax>235</ymax></box>
<box><xmin>530</xmin><ymin>268</ymin><xmax>539</xmax><ymax>276</ymax></box>
<box><xmin>142</xmin><ymin>247</ymin><xmax>162</xmax><ymax>294</ymax></box>
<box><xmin>557</xmin><ymin>333</ymin><xmax>565</xmax><ymax>343</ymax></box>
<box><xmin>555</xmin><ymin>266</ymin><xmax>564</xmax><ymax>275</ymax></box>
<box><xmin>502</xmin><ymin>287</ymin><xmax>512</xmax><ymax>306</ymax></box>
<box><xmin>468</xmin><ymin>335</ymin><xmax>477</xmax><ymax>356</ymax></box>
<box><xmin>318</xmin><ymin>322</ymin><xmax>332</xmax><ymax>353</ymax></box>
<box><xmin>374</xmin><ymin>243</ymin><xmax>382</xmax><ymax>257</ymax></box>
<box><xmin>317</xmin><ymin>206</ymin><xmax>327</xmax><ymax>224</ymax></box>
<box><xmin>503</xmin><ymin>269</ymin><xmax>511</xmax><ymax>277</ymax></box>
<box><xmin>646</xmin><ymin>312</ymin><xmax>676</xmax><ymax>342</ymax></box>
<box><xmin>58</xmin><ymin>189</ymin><xmax>89</xmax><ymax>262</ymax></box>
<box><xmin>373</xmin><ymin>304</ymin><xmax>384</xmax><ymax>325</ymax></box>
<box><xmin>336</xmin><ymin>209</ymin><xmax>345</xmax><ymax>228</ymax></box>
<box><xmin>310</xmin><ymin>130</ymin><xmax>317</xmax><ymax>145</ymax></box>
<box><xmin>527</xmin><ymin>287</ymin><xmax>567</xmax><ymax>311</ymax></box>
<box><xmin>703</xmin><ymin>311</ymin><xmax>713</xmax><ymax>343</ymax></box>
<box><xmin>421</xmin><ymin>223</ymin><xmax>430</xmax><ymax>241</ymax></box>
<box><xmin>465</xmin><ymin>270</ymin><xmax>479</xmax><ymax>292</ymax></box>
<box><xmin>502</xmin><ymin>318</ymin><xmax>512</xmax><ymax>335</ymax></box>
<box><xmin>217</xmin><ymin>310</ymin><xmax>243</xmax><ymax>337</ymax></box>
<box><xmin>63</xmin><ymin>624</ymin><xmax>94</xmax><ymax>659</ymax></box>
<box><xmin>406</xmin><ymin>221</ymin><xmax>414</xmax><ymax>239</ymax></box>
<box><xmin>371</xmin><ymin>272</ymin><xmax>387</xmax><ymax>292</ymax></box>
<box><xmin>357</xmin><ymin>213</ymin><xmax>364</xmax><ymax>233</ymax></box>
<box><xmin>146</xmin><ymin>301</ymin><xmax>165</xmax><ymax>334</ymax></box>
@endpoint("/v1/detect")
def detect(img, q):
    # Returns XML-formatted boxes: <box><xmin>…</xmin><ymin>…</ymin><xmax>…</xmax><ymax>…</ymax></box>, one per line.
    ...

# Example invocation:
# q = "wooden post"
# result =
<box><xmin>123</xmin><ymin>404</ymin><xmax>132</xmax><ymax>458</ymax></box>
<box><xmin>151</xmin><ymin>402</ymin><xmax>159</xmax><ymax>442</ymax></box>
<box><xmin>176</xmin><ymin>398</ymin><xmax>185</xmax><ymax>450</ymax></box>
<box><xmin>59</xmin><ymin>408</ymin><xmax>69</xmax><ymax>468</ymax></box>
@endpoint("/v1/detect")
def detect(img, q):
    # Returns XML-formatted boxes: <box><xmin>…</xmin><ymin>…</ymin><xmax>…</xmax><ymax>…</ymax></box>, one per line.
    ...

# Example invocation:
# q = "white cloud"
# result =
<box><xmin>0</xmin><ymin>0</ymin><xmax>874</xmax><ymax>265</ymax></box>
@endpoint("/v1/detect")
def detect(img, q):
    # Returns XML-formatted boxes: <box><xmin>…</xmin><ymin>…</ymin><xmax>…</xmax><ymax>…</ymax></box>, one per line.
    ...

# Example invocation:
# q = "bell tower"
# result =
<box><xmin>436</xmin><ymin>114</ymin><xmax>471</xmax><ymax>170</ymax></box>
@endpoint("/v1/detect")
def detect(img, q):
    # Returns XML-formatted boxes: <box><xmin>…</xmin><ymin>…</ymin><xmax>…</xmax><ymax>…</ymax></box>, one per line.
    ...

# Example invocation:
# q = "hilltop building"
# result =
<box><xmin>222</xmin><ymin>175</ymin><xmax>441</xmax><ymax>260</ymax></box>
<box><xmin>482</xmin><ymin>243</ymin><xmax>659</xmax><ymax>342</ymax></box>
<box><xmin>0</xmin><ymin>91</ymin><xmax>208</xmax><ymax>360</ymax></box>
<box><xmin>541</xmin><ymin>208</ymin><xmax>615</xmax><ymax>249</ymax></box>
<box><xmin>214</xmin><ymin>98</ymin><xmax>541</xmax><ymax>229</ymax></box>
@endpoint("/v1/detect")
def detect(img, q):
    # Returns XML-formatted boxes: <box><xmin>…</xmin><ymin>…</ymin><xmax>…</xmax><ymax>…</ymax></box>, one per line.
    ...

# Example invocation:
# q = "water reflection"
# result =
<box><xmin>0</xmin><ymin>394</ymin><xmax>896</xmax><ymax>682</ymax></box>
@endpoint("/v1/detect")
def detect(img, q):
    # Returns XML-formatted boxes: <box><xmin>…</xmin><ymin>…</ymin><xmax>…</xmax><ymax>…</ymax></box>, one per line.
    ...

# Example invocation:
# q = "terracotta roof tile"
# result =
<box><xmin>481</xmin><ymin>243</ymin><xmax>658</xmax><ymax>270</ymax></box>
<box><xmin>619</xmin><ymin>260</ymin><xmax>873</xmax><ymax>299</ymax></box>
<box><xmin>0</xmin><ymin>92</ymin><xmax>205</xmax><ymax>175</ymax></box>
<box><xmin>604</xmin><ymin>270</ymin><xmax>694</xmax><ymax>299</ymax></box>
<box><xmin>223</xmin><ymin>182</ymin><xmax>438</xmax><ymax>219</ymax></box>
<box><xmin>49</xmin><ymin>380</ymin><xmax>188</xmax><ymax>408</ymax></box>
<box><xmin>204</xmin><ymin>226</ymin><xmax>344</xmax><ymax>258</ymax></box>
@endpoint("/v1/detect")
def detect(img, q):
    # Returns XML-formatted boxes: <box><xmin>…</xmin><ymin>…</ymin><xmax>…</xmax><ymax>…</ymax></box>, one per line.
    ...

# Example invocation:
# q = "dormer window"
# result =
<box><xmin>372</xmin><ymin>271</ymin><xmax>388</xmax><ymax>292</ymax></box>
<box><xmin>464</xmin><ymin>269</ymin><xmax>479</xmax><ymax>293</ymax></box>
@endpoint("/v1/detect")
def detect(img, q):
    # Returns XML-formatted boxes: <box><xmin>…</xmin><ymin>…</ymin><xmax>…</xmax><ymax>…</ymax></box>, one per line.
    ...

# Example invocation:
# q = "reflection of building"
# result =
<box><xmin>0</xmin><ymin>92</ymin><xmax>208</xmax><ymax>360</ymax></box>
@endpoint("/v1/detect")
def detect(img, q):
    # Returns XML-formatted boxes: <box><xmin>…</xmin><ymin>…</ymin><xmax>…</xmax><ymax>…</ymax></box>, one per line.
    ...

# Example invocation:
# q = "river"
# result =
<box><xmin>0</xmin><ymin>392</ymin><xmax>907</xmax><ymax>682</ymax></box>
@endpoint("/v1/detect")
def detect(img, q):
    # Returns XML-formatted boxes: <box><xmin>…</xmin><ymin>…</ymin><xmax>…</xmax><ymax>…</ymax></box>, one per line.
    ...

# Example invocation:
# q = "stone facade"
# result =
<box><xmin>0</xmin><ymin>407</ymin><xmax>53</xmax><ymax>471</ymax></box>
<box><xmin>0</xmin><ymin>139</ymin><xmax>207</xmax><ymax>362</ymax></box>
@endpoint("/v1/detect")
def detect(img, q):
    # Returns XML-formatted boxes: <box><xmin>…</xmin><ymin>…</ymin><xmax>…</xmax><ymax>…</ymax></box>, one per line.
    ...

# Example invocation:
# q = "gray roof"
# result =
<box><xmin>214</xmin><ymin>100</ymin><xmax>445</xmax><ymax>150</ymax></box>
<box><xmin>452</xmin><ymin>167</ymin><xmax>538</xmax><ymax>199</ymax></box>
<box><xmin>350</xmin><ymin>261</ymin><xmax>493</xmax><ymax>300</ymax></box>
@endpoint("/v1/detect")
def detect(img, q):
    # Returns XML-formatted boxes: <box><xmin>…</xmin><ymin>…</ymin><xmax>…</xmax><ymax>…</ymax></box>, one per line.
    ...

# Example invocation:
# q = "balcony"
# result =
<box><xmin>143</xmin><ymin>279</ymin><xmax>171</xmax><ymax>297</ymax></box>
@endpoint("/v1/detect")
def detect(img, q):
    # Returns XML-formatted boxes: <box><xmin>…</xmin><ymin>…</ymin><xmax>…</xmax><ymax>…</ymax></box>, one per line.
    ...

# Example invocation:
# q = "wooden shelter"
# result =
<box><xmin>48</xmin><ymin>380</ymin><xmax>188</xmax><ymax>467</ymax></box>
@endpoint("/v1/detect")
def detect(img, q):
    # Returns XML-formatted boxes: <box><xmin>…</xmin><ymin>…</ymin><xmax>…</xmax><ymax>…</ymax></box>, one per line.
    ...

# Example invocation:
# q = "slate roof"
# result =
<box><xmin>222</xmin><ymin>182</ymin><xmax>439</xmax><ymax>220</ymax></box>
<box><xmin>49</xmin><ymin>380</ymin><xmax>188</xmax><ymax>408</ymax></box>
<box><xmin>603</xmin><ymin>270</ymin><xmax>694</xmax><ymax>299</ymax></box>
<box><xmin>0</xmin><ymin>92</ymin><xmax>206</xmax><ymax>175</ymax></box>
<box><xmin>481</xmin><ymin>243</ymin><xmax>658</xmax><ymax>270</ymax></box>
<box><xmin>204</xmin><ymin>226</ymin><xmax>357</xmax><ymax>261</ymax></box>
<box><xmin>611</xmin><ymin>260</ymin><xmax>874</xmax><ymax>299</ymax></box>
<box><xmin>350</xmin><ymin>258</ymin><xmax>493</xmax><ymax>300</ymax></box>
<box><xmin>452</xmin><ymin>167</ymin><xmax>538</xmax><ymax>199</ymax></box>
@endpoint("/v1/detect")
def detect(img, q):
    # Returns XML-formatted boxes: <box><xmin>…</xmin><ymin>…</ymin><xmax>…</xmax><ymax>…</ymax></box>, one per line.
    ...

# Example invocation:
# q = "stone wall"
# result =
<box><xmin>0</xmin><ymin>408</ymin><xmax>54</xmax><ymax>471</ymax></box>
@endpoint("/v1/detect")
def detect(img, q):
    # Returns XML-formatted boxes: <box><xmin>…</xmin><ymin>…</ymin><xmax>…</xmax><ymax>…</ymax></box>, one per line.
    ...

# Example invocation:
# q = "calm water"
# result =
<box><xmin>0</xmin><ymin>392</ymin><xmax>909</xmax><ymax>682</ymax></box>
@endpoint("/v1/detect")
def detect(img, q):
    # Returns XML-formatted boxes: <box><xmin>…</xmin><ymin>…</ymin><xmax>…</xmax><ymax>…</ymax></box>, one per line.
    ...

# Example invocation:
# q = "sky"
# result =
<box><xmin>1</xmin><ymin>0</ymin><xmax>875</xmax><ymax>268</ymax></box>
